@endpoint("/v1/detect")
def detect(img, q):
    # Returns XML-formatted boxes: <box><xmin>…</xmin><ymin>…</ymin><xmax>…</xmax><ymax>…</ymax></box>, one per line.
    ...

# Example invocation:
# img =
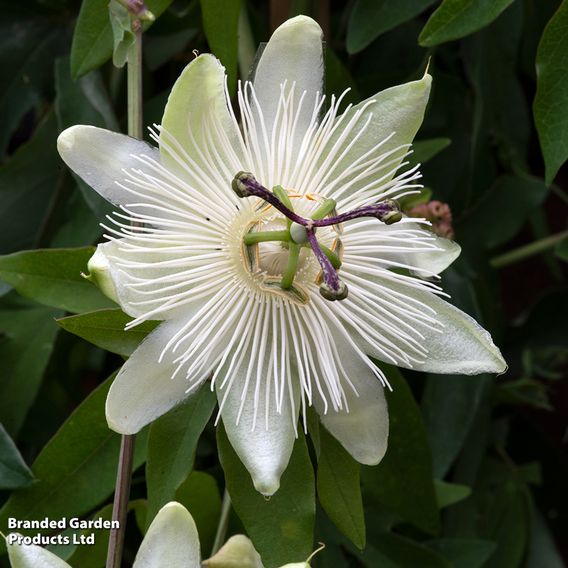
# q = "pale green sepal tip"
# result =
<box><xmin>7</xmin><ymin>534</ymin><xmax>71</xmax><ymax>567</ymax></box>
<box><xmin>86</xmin><ymin>247</ymin><xmax>119</xmax><ymax>303</ymax></box>
<box><xmin>203</xmin><ymin>535</ymin><xmax>263</xmax><ymax>568</ymax></box>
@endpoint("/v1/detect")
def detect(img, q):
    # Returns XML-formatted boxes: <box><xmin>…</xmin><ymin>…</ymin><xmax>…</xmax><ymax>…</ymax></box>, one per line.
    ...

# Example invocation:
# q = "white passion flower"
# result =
<box><xmin>57</xmin><ymin>16</ymin><xmax>506</xmax><ymax>496</ymax></box>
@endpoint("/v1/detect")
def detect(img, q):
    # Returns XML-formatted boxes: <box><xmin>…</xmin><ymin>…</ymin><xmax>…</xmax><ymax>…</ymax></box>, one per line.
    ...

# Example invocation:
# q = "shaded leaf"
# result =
<box><xmin>175</xmin><ymin>471</ymin><xmax>222</xmax><ymax>556</ymax></box>
<box><xmin>408</xmin><ymin>137</ymin><xmax>452</xmax><ymax>169</ymax></box>
<box><xmin>55</xmin><ymin>56</ymin><xmax>117</xmax><ymax>218</ymax></box>
<box><xmin>434</xmin><ymin>479</ymin><xmax>472</xmax><ymax>509</ymax></box>
<box><xmin>347</xmin><ymin>0</ymin><xmax>438</xmax><ymax>54</ymax></box>
<box><xmin>58</xmin><ymin>308</ymin><xmax>158</xmax><ymax>356</ymax></box>
<box><xmin>0</xmin><ymin>14</ymin><xmax>65</xmax><ymax>154</ymax></box>
<box><xmin>0</xmin><ymin>248</ymin><xmax>115</xmax><ymax>313</ymax></box>
<box><xmin>365</xmin><ymin>533</ymin><xmax>451</xmax><ymax>568</ymax></box>
<box><xmin>201</xmin><ymin>0</ymin><xmax>241</xmax><ymax>93</ymax></box>
<box><xmin>0</xmin><ymin>374</ymin><xmax>148</xmax><ymax>554</ymax></box>
<box><xmin>419</xmin><ymin>0</ymin><xmax>515</xmax><ymax>47</ymax></box>
<box><xmin>0</xmin><ymin>113</ymin><xmax>61</xmax><ymax>254</ymax></box>
<box><xmin>362</xmin><ymin>365</ymin><xmax>440</xmax><ymax>535</ymax></box>
<box><xmin>556</xmin><ymin>236</ymin><xmax>568</xmax><ymax>262</ymax></box>
<box><xmin>534</xmin><ymin>1</ymin><xmax>568</xmax><ymax>184</ymax></box>
<box><xmin>426</xmin><ymin>538</ymin><xmax>497</xmax><ymax>568</ymax></box>
<box><xmin>146</xmin><ymin>387</ymin><xmax>216</xmax><ymax>524</ymax></box>
<box><xmin>422</xmin><ymin>374</ymin><xmax>491</xmax><ymax>478</ymax></box>
<box><xmin>217</xmin><ymin>425</ymin><xmax>315</xmax><ymax>568</ymax></box>
<box><xmin>0</xmin><ymin>423</ymin><xmax>34</xmax><ymax>490</ymax></box>
<box><xmin>0</xmin><ymin>294</ymin><xmax>61</xmax><ymax>436</ymax></box>
<box><xmin>70</xmin><ymin>0</ymin><xmax>173</xmax><ymax>79</ymax></box>
<box><xmin>317</xmin><ymin>427</ymin><xmax>365</xmax><ymax>549</ymax></box>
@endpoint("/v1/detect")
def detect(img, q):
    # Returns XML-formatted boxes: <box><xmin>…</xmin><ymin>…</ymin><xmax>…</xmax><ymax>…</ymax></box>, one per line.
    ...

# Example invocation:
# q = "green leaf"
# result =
<box><xmin>58</xmin><ymin>308</ymin><xmax>158</xmax><ymax>356</ymax></box>
<box><xmin>70</xmin><ymin>0</ymin><xmax>173</xmax><ymax>79</ymax></box>
<box><xmin>0</xmin><ymin>423</ymin><xmax>34</xmax><ymax>490</ymax></box>
<box><xmin>317</xmin><ymin>427</ymin><xmax>365</xmax><ymax>549</ymax></box>
<box><xmin>200</xmin><ymin>0</ymin><xmax>241</xmax><ymax>94</ymax></box>
<box><xmin>0</xmin><ymin>16</ymin><xmax>65</xmax><ymax>154</ymax></box>
<box><xmin>365</xmin><ymin>533</ymin><xmax>451</xmax><ymax>568</ymax></box>
<box><xmin>535</xmin><ymin>1</ymin><xmax>568</xmax><ymax>184</ymax></box>
<box><xmin>0</xmin><ymin>294</ymin><xmax>62</xmax><ymax>436</ymax></box>
<box><xmin>175</xmin><ymin>471</ymin><xmax>222</xmax><ymax>556</ymax></box>
<box><xmin>60</xmin><ymin>503</ymin><xmax>113</xmax><ymax>565</ymax></box>
<box><xmin>458</xmin><ymin>174</ymin><xmax>548</xmax><ymax>249</ymax></box>
<box><xmin>146</xmin><ymin>387</ymin><xmax>217</xmax><ymax>524</ymax></box>
<box><xmin>426</xmin><ymin>538</ymin><xmax>497</xmax><ymax>568</ymax></box>
<box><xmin>0</xmin><ymin>374</ymin><xmax>148</xmax><ymax>554</ymax></box>
<box><xmin>422</xmin><ymin>374</ymin><xmax>491</xmax><ymax>478</ymax></box>
<box><xmin>419</xmin><ymin>0</ymin><xmax>515</xmax><ymax>47</ymax></box>
<box><xmin>347</xmin><ymin>0</ymin><xmax>438</xmax><ymax>54</ymax></box>
<box><xmin>362</xmin><ymin>364</ymin><xmax>440</xmax><ymax>535</ymax></box>
<box><xmin>0</xmin><ymin>112</ymin><xmax>61</xmax><ymax>254</ymax></box>
<box><xmin>217</xmin><ymin>425</ymin><xmax>315</xmax><ymax>568</ymax></box>
<box><xmin>434</xmin><ymin>479</ymin><xmax>472</xmax><ymax>509</ymax></box>
<box><xmin>0</xmin><ymin>248</ymin><xmax>115</xmax><ymax>313</ymax></box>
<box><xmin>55</xmin><ymin>56</ymin><xmax>117</xmax><ymax>218</ymax></box>
<box><xmin>408</xmin><ymin>137</ymin><xmax>452</xmax><ymax>169</ymax></box>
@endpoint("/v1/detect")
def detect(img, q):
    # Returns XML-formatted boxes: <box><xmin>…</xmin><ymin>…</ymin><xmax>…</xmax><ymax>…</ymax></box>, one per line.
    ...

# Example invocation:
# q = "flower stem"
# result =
<box><xmin>490</xmin><ymin>229</ymin><xmax>568</xmax><ymax>269</ymax></box>
<box><xmin>106</xmin><ymin>434</ymin><xmax>135</xmax><ymax>568</ymax></box>
<box><xmin>127</xmin><ymin>28</ymin><xmax>143</xmax><ymax>139</ymax></box>
<box><xmin>211</xmin><ymin>489</ymin><xmax>232</xmax><ymax>555</ymax></box>
<box><xmin>106</xmin><ymin>22</ymin><xmax>143</xmax><ymax>568</ymax></box>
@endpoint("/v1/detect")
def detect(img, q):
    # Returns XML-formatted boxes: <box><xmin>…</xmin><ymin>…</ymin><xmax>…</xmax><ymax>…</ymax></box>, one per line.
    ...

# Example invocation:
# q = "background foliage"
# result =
<box><xmin>1</xmin><ymin>0</ymin><xmax>567</xmax><ymax>566</ymax></box>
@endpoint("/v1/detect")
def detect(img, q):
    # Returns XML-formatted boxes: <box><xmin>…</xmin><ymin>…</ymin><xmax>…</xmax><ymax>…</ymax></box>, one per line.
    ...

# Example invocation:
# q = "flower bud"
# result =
<box><xmin>203</xmin><ymin>535</ymin><xmax>263</xmax><ymax>568</ymax></box>
<box><xmin>84</xmin><ymin>246</ymin><xmax>119</xmax><ymax>303</ymax></box>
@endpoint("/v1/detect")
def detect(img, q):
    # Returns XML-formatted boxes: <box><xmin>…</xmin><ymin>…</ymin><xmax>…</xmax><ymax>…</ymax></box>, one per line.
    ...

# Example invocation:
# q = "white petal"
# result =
<box><xmin>133</xmin><ymin>502</ymin><xmax>200</xmax><ymax>568</ymax></box>
<box><xmin>160</xmin><ymin>54</ymin><xmax>244</xmax><ymax>179</ymax></box>
<box><xmin>253</xmin><ymin>15</ymin><xmax>323</xmax><ymax>141</ymax></box>
<box><xmin>315</xmin><ymin>334</ymin><xmax>388</xmax><ymax>465</ymax></box>
<box><xmin>216</xmin><ymin>347</ymin><xmax>300</xmax><ymax>496</ymax></box>
<box><xmin>57</xmin><ymin>125</ymin><xmax>159</xmax><ymax>206</ymax></box>
<box><xmin>323</xmin><ymin>73</ymin><xmax>432</xmax><ymax>204</ymax></box>
<box><xmin>7</xmin><ymin>535</ymin><xmax>71</xmax><ymax>568</ymax></box>
<box><xmin>347</xmin><ymin>218</ymin><xmax>461</xmax><ymax>277</ymax></box>
<box><xmin>106</xmin><ymin>316</ymin><xmax>206</xmax><ymax>434</ymax></box>
<box><xmin>346</xmin><ymin>275</ymin><xmax>507</xmax><ymax>375</ymax></box>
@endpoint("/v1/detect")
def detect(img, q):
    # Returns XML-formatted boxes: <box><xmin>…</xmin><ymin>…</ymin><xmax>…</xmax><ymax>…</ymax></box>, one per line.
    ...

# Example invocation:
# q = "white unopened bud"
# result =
<box><xmin>85</xmin><ymin>245</ymin><xmax>119</xmax><ymax>303</ymax></box>
<box><xmin>203</xmin><ymin>535</ymin><xmax>263</xmax><ymax>568</ymax></box>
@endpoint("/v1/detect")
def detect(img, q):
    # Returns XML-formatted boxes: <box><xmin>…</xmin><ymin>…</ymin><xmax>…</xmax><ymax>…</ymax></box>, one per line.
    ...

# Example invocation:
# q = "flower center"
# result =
<box><xmin>232</xmin><ymin>172</ymin><xmax>403</xmax><ymax>301</ymax></box>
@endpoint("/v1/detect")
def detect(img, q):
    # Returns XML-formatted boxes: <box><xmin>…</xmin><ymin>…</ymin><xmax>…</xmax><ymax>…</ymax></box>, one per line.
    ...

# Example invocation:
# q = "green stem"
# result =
<box><xmin>211</xmin><ymin>489</ymin><xmax>232</xmax><ymax>555</ymax></box>
<box><xmin>127</xmin><ymin>28</ymin><xmax>143</xmax><ymax>140</ymax></box>
<box><xmin>490</xmin><ymin>229</ymin><xmax>568</xmax><ymax>269</ymax></box>
<box><xmin>244</xmin><ymin>230</ymin><xmax>290</xmax><ymax>245</ymax></box>
<box><xmin>106</xmin><ymin>24</ymin><xmax>143</xmax><ymax>568</ymax></box>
